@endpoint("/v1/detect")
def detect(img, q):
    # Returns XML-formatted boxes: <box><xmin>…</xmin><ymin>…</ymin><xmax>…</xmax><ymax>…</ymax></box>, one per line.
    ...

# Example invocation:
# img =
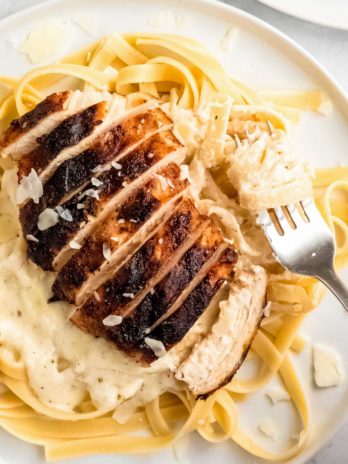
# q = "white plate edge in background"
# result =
<box><xmin>257</xmin><ymin>0</ymin><xmax>348</xmax><ymax>31</ymax></box>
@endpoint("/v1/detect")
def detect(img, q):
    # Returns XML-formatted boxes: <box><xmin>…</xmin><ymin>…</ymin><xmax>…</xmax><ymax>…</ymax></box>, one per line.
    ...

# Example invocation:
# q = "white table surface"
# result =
<box><xmin>0</xmin><ymin>0</ymin><xmax>347</xmax><ymax>462</ymax></box>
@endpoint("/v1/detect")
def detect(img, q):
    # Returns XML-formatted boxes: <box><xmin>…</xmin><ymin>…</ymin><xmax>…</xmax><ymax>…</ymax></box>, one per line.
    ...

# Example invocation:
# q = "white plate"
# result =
<box><xmin>257</xmin><ymin>0</ymin><xmax>348</xmax><ymax>30</ymax></box>
<box><xmin>0</xmin><ymin>0</ymin><xmax>348</xmax><ymax>463</ymax></box>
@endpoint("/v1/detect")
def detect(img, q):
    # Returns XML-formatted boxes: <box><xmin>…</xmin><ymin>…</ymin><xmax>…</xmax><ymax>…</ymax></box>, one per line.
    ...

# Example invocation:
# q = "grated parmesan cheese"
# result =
<box><xmin>144</xmin><ymin>337</ymin><xmax>166</xmax><ymax>357</ymax></box>
<box><xmin>123</xmin><ymin>293</ymin><xmax>135</xmax><ymax>299</ymax></box>
<box><xmin>26</xmin><ymin>234</ymin><xmax>39</xmax><ymax>243</ymax></box>
<box><xmin>78</xmin><ymin>188</ymin><xmax>100</xmax><ymax>201</ymax></box>
<box><xmin>16</xmin><ymin>169</ymin><xmax>43</xmax><ymax>204</ymax></box>
<box><xmin>102</xmin><ymin>314</ymin><xmax>123</xmax><ymax>327</ymax></box>
<box><xmin>69</xmin><ymin>240</ymin><xmax>81</xmax><ymax>250</ymax></box>
<box><xmin>111</xmin><ymin>161</ymin><xmax>122</xmax><ymax>170</ymax></box>
<box><xmin>91</xmin><ymin>177</ymin><xmax>103</xmax><ymax>187</ymax></box>
<box><xmin>102</xmin><ymin>243</ymin><xmax>112</xmax><ymax>261</ymax></box>
<box><xmin>37</xmin><ymin>208</ymin><xmax>59</xmax><ymax>231</ymax></box>
<box><xmin>56</xmin><ymin>206</ymin><xmax>73</xmax><ymax>222</ymax></box>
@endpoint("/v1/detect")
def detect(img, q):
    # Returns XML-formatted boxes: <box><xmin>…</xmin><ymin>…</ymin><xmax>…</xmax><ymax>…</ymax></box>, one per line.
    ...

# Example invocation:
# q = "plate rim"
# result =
<box><xmin>256</xmin><ymin>0</ymin><xmax>348</xmax><ymax>31</ymax></box>
<box><xmin>0</xmin><ymin>0</ymin><xmax>347</xmax><ymax>463</ymax></box>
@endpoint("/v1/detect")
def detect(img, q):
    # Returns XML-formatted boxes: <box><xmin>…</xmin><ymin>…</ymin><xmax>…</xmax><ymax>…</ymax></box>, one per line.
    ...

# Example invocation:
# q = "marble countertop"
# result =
<box><xmin>0</xmin><ymin>0</ymin><xmax>347</xmax><ymax>462</ymax></box>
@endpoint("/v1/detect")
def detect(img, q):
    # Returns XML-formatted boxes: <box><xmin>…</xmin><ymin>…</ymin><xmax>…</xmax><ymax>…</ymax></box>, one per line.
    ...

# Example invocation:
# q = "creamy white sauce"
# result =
<box><xmin>0</xmin><ymin>169</ymin><xmax>180</xmax><ymax>413</ymax></box>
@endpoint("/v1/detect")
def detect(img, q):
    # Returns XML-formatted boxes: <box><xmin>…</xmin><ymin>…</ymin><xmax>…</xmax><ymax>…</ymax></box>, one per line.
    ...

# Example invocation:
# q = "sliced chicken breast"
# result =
<box><xmin>108</xmin><ymin>227</ymin><xmax>228</xmax><ymax>351</ymax></box>
<box><xmin>1</xmin><ymin>90</ymin><xmax>114</xmax><ymax>159</ymax></box>
<box><xmin>71</xmin><ymin>198</ymin><xmax>209</xmax><ymax>337</ymax></box>
<box><xmin>176</xmin><ymin>265</ymin><xmax>267</xmax><ymax>396</ymax></box>
<box><xmin>52</xmin><ymin>163</ymin><xmax>188</xmax><ymax>304</ymax></box>
<box><xmin>23</xmin><ymin>130</ymin><xmax>184</xmax><ymax>270</ymax></box>
<box><xmin>17</xmin><ymin>97</ymin><xmax>171</xmax><ymax>183</ymax></box>
<box><xmin>19</xmin><ymin>105</ymin><xmax>173</xmax><ymax>234</ymax></box>
<box><xmin>132</xmin><ymin>246</ymin><xmax>237</xmax><ymax>365</ymax></box>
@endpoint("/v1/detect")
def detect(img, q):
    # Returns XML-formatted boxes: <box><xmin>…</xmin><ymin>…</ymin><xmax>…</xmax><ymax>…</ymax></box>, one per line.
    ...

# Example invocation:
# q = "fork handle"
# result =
<box><xmin>316</xmin><ymin>267</ymin><xmax>348</xmax><ymax>312</ymax></box>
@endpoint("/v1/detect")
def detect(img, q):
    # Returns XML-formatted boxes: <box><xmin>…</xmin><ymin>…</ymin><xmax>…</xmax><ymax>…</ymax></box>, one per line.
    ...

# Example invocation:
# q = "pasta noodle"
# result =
<box><xmin>0</xmin><ymin>32</ymin><xmax>347</xmax><ymax>463</ymax></box>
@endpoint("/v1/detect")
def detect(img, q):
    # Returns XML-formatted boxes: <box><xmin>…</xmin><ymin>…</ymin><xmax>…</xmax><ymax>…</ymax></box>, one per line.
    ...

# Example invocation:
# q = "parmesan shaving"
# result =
<box><xmin>16</xmin><ymin>169</ymin><xmax>43</xmax><ymax>204</ymax></box>
<box><xmin>20</xmin><ymin>22</ymin><xmax>67</xmax><ymax>63</ymax></box>
<box><xmin>313</xmin><ymin>344</ymin><xmax>345</xmax><ymax>387</ymax></box>
<box><xmin>258</xmin><ymin>418</ymin><xmax>278</xmax><ymax>440</ymax></box>
<box><xmin>37</xmin><ymin>208</ymin><xmax>59</xmax><ymax>231</ymax></box>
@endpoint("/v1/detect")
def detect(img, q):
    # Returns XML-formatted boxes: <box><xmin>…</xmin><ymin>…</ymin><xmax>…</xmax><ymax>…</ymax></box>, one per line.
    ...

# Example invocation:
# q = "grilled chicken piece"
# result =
<box><xmin>24</xmin><ymin>130</ymin><xmax>184</xmax><ymax>271</ymax></box>
<box><xmin>107</xmin><ymin>230</ymin><xmax>230</xmax><ymax>353</ymax></box>
<box><xmin>176</xmin><ymin>265</ymin><xmax>267</xmax><ymax>396</ymax></box>
<box><xmin>1</xmin><ymin>91</ymin><xmax>114</xmax><ymax>159</ymax></box>
<box><xmin>71</xmin><ymin>198</ymin><xmax>209</xmax><ymax>335</ymax></box>
<box><xmin>19</xmin><ymin>105</ymin><xmax>173</xmax><ymax>234</ymax></box>
<box><xmin>53</xmin><ymin>163</ymin><xmax>188</xmax><ymax>305</ymax></box>
<box><xmin>17</xmin><ymin>98</ymin><xmax>171</xmax><ymax>183</ymax></box>
<box><xmin>134</xmin><ymin>246</ymin><xmax>237</xmax><ymax>365</ymax></box>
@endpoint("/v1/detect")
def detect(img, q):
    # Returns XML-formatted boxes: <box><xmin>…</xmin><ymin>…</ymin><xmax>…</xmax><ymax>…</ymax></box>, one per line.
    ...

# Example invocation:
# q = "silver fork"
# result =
<box><xmin>258</xmin><ymin>198</ymin><xmax>348</xmax><ymax>311</ymax></box>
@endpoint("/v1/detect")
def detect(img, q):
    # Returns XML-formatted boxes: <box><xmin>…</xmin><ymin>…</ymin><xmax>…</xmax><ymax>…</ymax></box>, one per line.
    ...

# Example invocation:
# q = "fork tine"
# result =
<box><xmin>273</xmin><ymin>206</ymin><xmax>293</xmax><ymax>234</ymax></box>
<box><xmin>287</xmin><ymin>203</ymin><xmax>306</xmax><ymax>228</ymax></box>
<box><xmin>258</xmin><ymin>210</ymin><xmax>284</xmax><ymax>244</ymax></box>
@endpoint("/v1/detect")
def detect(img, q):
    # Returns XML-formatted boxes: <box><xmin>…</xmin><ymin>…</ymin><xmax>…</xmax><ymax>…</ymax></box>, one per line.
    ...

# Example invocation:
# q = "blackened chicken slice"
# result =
<box><xmin>52</xmin><ymin>163</ymin><xmax>188</xmax><ymax>305</ymax></box>
<box><xmin>23</xmin><ymin>130</ymin><xmax>184</xmax><ymax>271</ymax></box>
<box><xmin>134</xmin><ymin>246</ymin><xmax>237</xmax><ymax>365</ymax></box>
<box><xmin>106</xmin><ymin>224</ymin><xmax>227</xmax><ymax>351</ymax></box>
<box><xmin>176</xmin><ymin>265</ymin><xmax>267</xmax><ymax>396</ymax></box>
<box><xmin>0</xmin><ymin>91</ymin><xmax>107</xmax><ymax>159</ymax></box>
<box><xmin>19</xmin><ymin>105</ymin><xmax>172</xmax><ymax>231</ymax></box>
<box><xmin>17</xmin><ymin>102</ymin><xmax>107</xmax><ymax>180</ymax></box>
<box><xmin>71</xmin><ymin>199</ymin><xmax>209</xmax><ymax>337</ymax></box>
